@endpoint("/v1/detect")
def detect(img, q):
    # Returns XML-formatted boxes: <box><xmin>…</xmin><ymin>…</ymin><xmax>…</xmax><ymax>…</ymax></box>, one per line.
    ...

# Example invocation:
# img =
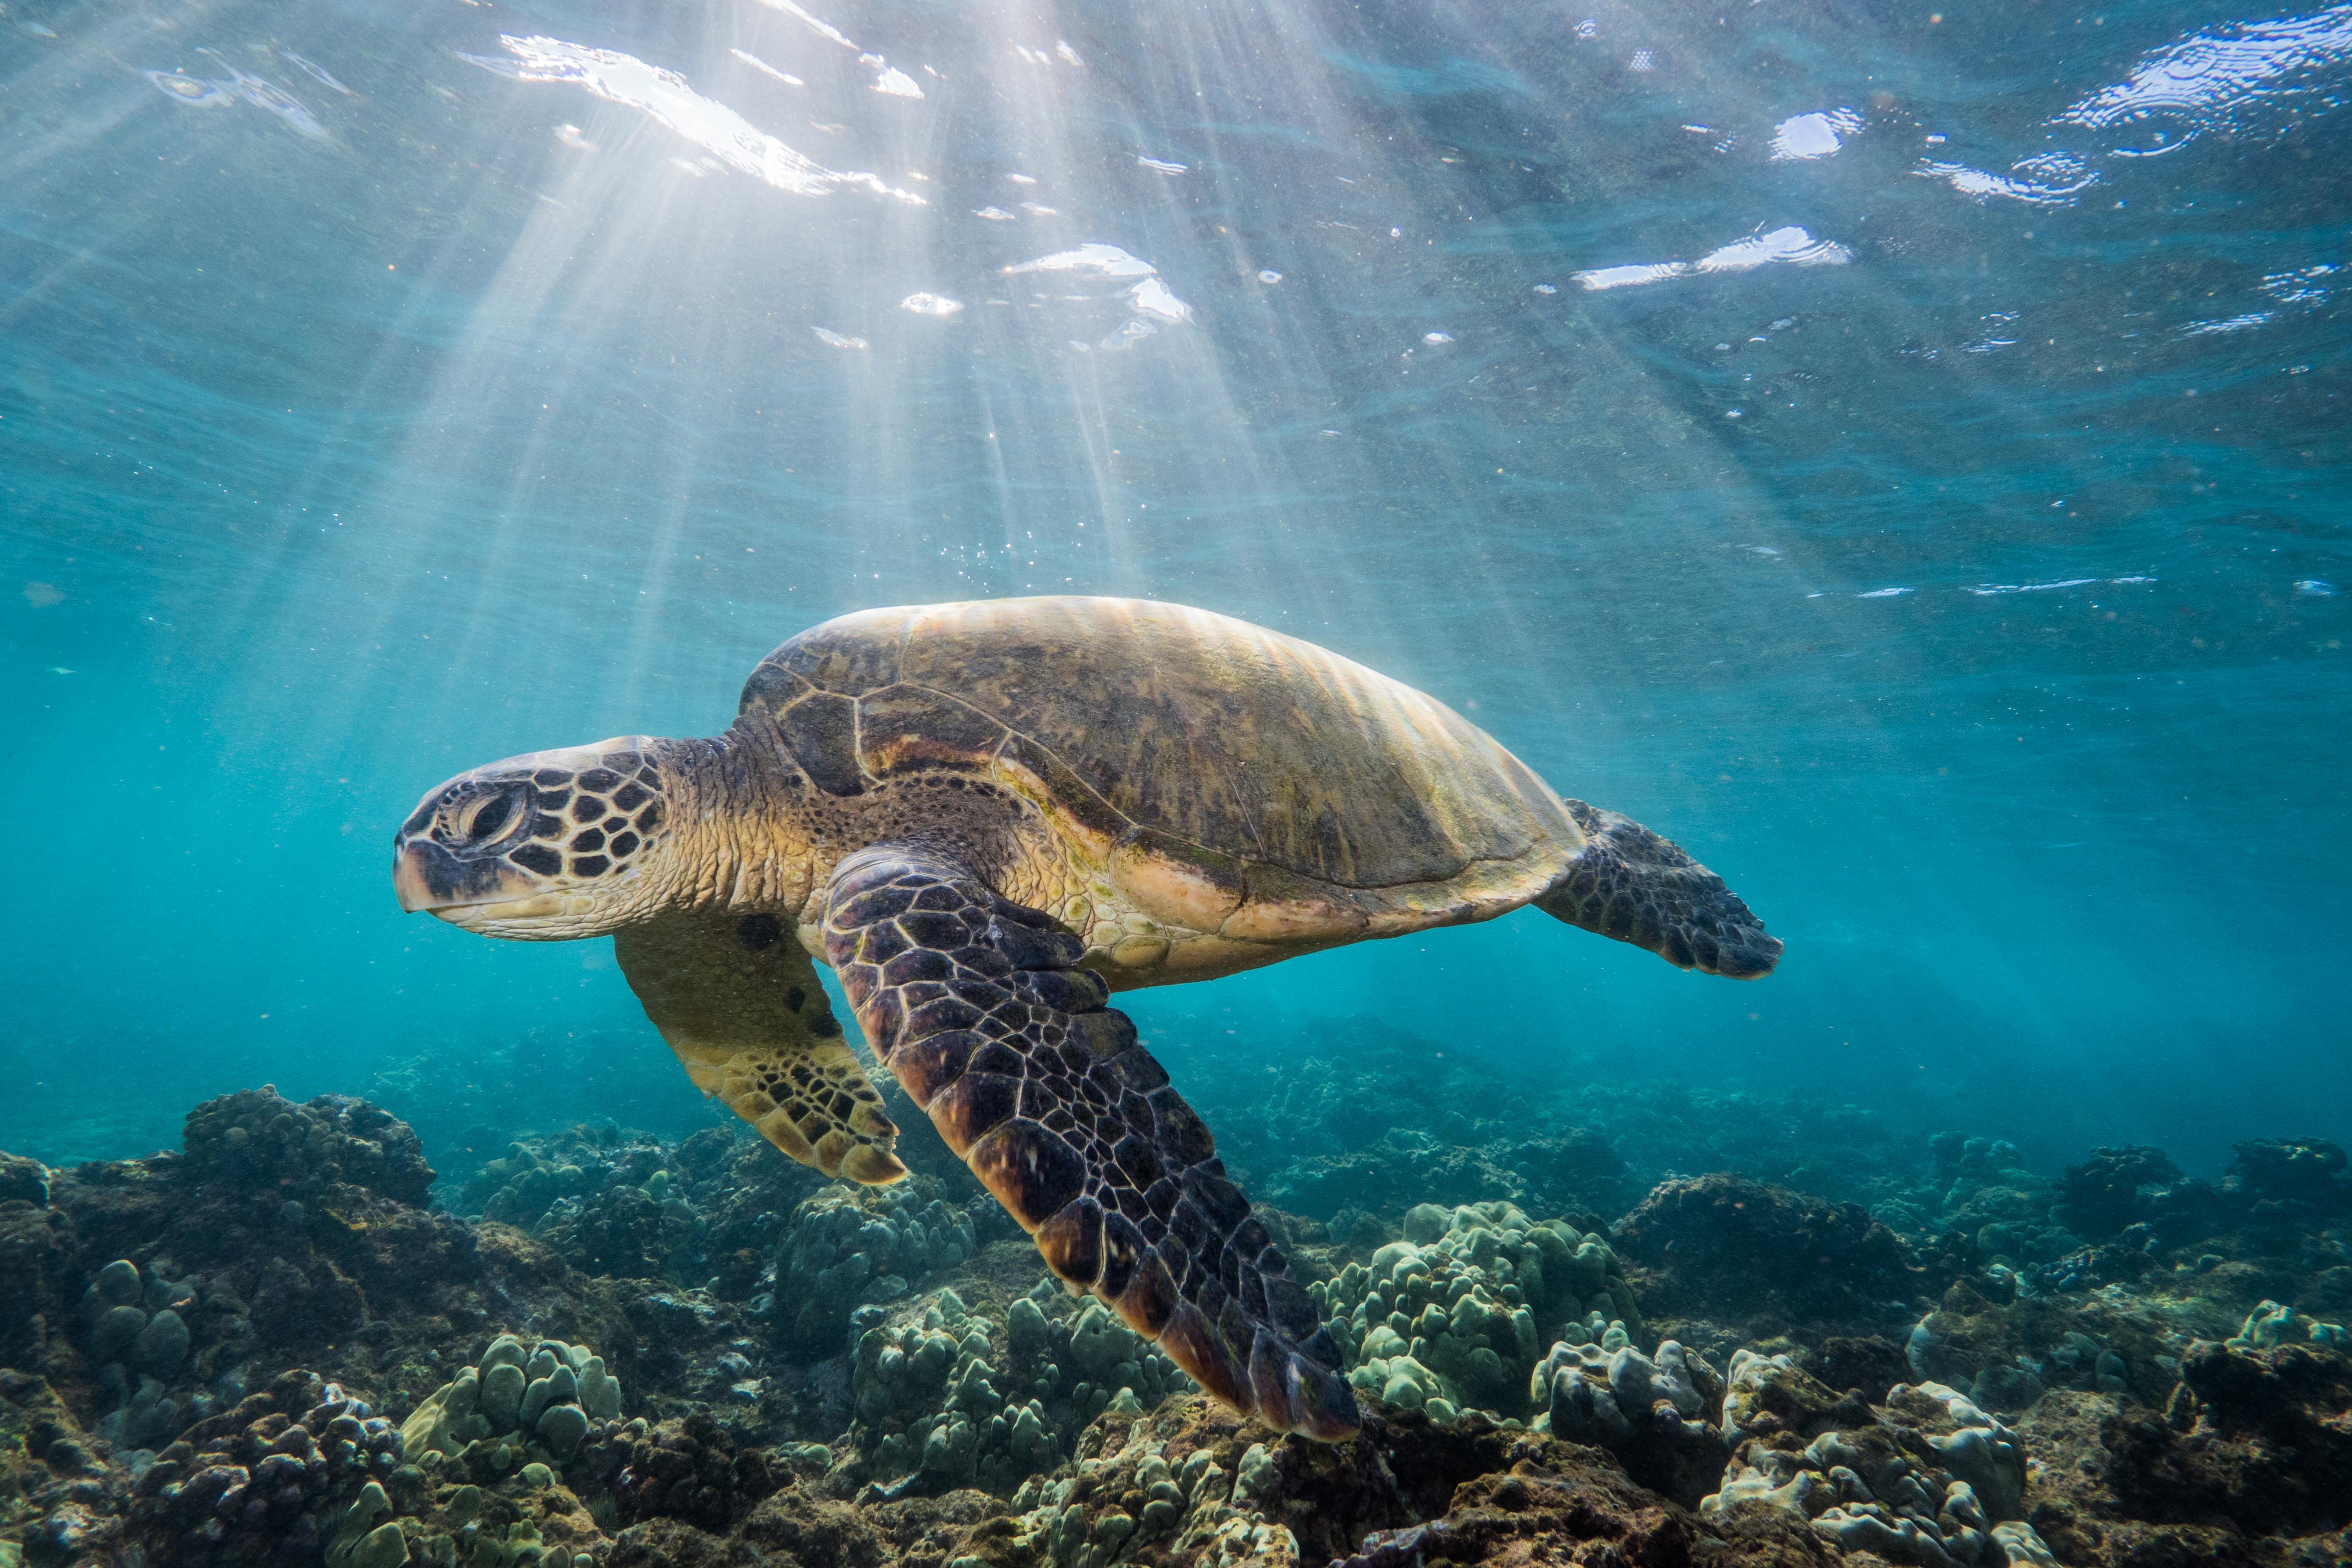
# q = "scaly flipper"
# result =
<box><xmin>616</xmin><ymin>910</ymin><xmax>908</xmax><ymax>1184</ymax></box>
<box><xmin>1537</xmin><ymin>800</ymin><xmax>1782</xmax><ymax>979</ymax></box>
<box><xmin>821</xmin><ymin>841</ymin><xmax>1359</xmax><ymax>1440</ymax></box>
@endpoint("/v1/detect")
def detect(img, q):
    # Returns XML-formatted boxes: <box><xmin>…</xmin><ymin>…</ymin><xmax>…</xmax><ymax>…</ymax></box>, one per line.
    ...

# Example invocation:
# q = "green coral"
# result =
<box><xmin>774</xmin><ymin>1183</ymin><xmax>979</xmax><ymax>1346</ymax></box>
<box><xmin>79</xmin><ymin>1257</ymin><xmax>202</xmax><ymax>1448</ymax></box>
<box><xmin>853</xmin><ymin>1282</ymin><xmax>1184</xmax><ymax>1496</ymax></box>
<box><xmin>400</xmin><ymin>1333</ymin><xmax>622</xmax><ymax>1474</ymax></box>
<box><xmin>855</xmin><ymin>1288</ymin><xmax>1056</xmax><ymax>1494</ymax></box>
<box><xmin>989</xmin><ymin>1434</ymin><xmax>1296</xmax><ymax>1568</ymax></box>
<box><xmin>1309</xmin><ymin>1201</ymin><xmax>1641</xmax><ymax>1419</ymax></box>
<box><xmin>2225</xmin><ymin>1298</ymin><xmax>2348</xmax><ymax>1350</ymax></box>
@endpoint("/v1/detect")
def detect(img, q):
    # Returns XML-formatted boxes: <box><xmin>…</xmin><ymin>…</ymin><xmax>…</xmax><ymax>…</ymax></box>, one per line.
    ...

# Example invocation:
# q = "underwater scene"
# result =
<box><xmin>3</xmin><ymin>0</ymin><xmax>2350</xmax><ymax>1561</ymax></box>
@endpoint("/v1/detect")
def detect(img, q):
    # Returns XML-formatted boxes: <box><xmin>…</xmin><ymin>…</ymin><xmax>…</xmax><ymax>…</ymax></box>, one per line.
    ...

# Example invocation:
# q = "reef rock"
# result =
<box><xmin>52</xmin><ymin>1089</ymin><xmax>476</xmax><ymax>1368</ymax></box>
<box><xmin>1529</xmin><ymin>1336</ymin><xmax>1730</xmax><ymax>1506</ymax></box>
<box><xmin>2100</xmin><ymin>1334</ymin><xmax>2352</xmax><ymax>1535</ymax></box>
<box><xmin>1618</xmin><ymin>1174</ymin><xmax>1925</xmax><ymax>1330</ymax></box>
<box><xmin>127</xmin><ymin>1368</ymin><xmax>402</xmax><ymax>1567</ymax></box>
<box><xmin>1702</xmin><ymin>1349</ymin><xmax>2054</xmax><ymax>1568</ymax></box>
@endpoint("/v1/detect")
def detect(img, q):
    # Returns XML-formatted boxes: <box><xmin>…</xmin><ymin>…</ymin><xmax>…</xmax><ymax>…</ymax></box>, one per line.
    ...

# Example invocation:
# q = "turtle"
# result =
<box><xmin>392</xmin><ymin>596</ymin><xmax>1779</xmax><ymax>1441</ymax></box>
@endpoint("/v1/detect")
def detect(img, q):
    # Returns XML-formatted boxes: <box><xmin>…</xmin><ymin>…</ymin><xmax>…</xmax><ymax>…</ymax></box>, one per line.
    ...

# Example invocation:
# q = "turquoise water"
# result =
<box><xmin>3</xmin><ymin>0</ymin><xmax>2346</xmax><ymax>1180</ymax></box>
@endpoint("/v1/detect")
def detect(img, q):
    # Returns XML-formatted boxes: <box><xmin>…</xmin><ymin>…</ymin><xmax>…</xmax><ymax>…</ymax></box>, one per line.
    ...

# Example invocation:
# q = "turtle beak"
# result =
<box><xmin>394</xmin><ymin>843</ymin><xmax>571</xmax><ymax>929</ymax></box>
<box><xmin>394</xmin><ymin>839</ymin><xmax>472</xmax><ymax>914</ymax></box>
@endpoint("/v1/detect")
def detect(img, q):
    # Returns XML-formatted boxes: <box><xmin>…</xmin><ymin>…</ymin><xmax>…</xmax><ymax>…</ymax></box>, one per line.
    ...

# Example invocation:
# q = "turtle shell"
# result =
<box><xmin>738</xmin><ymin>597</ymin><xmax>1585</xmax><ymax>945</ymax></box>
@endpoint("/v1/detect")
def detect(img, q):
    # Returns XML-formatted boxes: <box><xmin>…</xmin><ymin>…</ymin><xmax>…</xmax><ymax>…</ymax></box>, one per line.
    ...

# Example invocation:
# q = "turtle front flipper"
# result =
<box><xmin>1537</xmin><ymin>800</ymin><xmax>1783</xmax><ymax>978</ymax></box>
<box><xmin>615</xmin><ymin>910</ymin><xmax>908</xmax><ymax>1185</ymax></box>
<box><xmin>821</xmin><ymin>842</ymin><xmax>1360</xmax><ymax>1442</ymax></box>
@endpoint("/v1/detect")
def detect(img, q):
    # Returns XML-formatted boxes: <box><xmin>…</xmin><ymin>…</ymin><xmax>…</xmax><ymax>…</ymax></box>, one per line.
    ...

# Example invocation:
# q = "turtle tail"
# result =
<box><xmin>1535</xmin><ymin>801</ymin><xmax>1781</xmax><ymax>979</ymax></box>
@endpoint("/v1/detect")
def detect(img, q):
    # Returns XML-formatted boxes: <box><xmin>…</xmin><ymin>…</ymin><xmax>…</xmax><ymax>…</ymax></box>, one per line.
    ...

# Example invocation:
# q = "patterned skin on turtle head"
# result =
<box><xmin>392</xmin><ymin>738</ymin><xmax>676</xmax><ymax>939</ymax></box>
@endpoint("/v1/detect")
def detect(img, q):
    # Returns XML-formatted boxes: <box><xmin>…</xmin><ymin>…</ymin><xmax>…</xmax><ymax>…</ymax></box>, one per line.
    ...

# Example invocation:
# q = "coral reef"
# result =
<box><xmin>5</xmin><ymin>1065</ymin><xmax>2351</xmax><ymax>1568</ymax></box>
<box><xmin>1701</xmin><ymin>1350</ymin><xmax>2059</xmax><ymax>1568</ymax></box>
<box><xmin>611</xmin><ymin>1411</ymin><xmax>780</xmax><ymax>1532</ymax></box>
<box><xmin>1529</xmin><ymin>1335</ymin><xmax>1729</xmax><ymax>1506</ymax></box>
<box><xmin>2099</xmin><ymin>1334</ymin><xmax>2352</xmax><ymax>1535</ymax></box>
<box><xmin>399</xmin><ymin>1333</ymin><xmax>623</xmax><ymax>1469</ymax></box>
<box><xmin>1312</xmin><ymin>1200</ymin><xmax>1641</xmax><ymax>1421</ymax></box>
<box><xmin>849</xmin><ymin>1281</ymin><xmax>1182</xmax><ymax>1498</ymax></box>
<box><xmin>771</xmin><ymin>1184</ymin><xmax>981</xmax><ymax>1350</ymax></box>
<box><xmin>1616</xmin><ymin>1173</ymin><xmax>1926</xmax><ymax>1331</ymax></box>
<box><xmin>126</xmin><ymin>1368</ymin><xmax>401</xmax><ymax>1566</ymax></box>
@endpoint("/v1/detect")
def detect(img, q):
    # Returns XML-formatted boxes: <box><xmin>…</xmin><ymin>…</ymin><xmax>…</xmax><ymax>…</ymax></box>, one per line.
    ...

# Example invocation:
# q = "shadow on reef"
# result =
<box><xmin>2</xmin><ymin>1067</ymin><xmax>2349</xmax><ymax>1567</ymax></box>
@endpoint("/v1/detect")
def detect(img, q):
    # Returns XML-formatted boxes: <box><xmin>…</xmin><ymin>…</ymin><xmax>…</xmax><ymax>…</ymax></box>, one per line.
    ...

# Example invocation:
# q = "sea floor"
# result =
<box><xmin>2</xmin><ymin>1037</ymin><xmax>2346</xmax><ymax>1567</ymax></box>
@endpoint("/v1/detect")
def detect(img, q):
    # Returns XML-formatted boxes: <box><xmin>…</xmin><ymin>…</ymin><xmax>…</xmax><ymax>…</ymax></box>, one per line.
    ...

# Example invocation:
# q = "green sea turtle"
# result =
<box><xmin>392</xmin><ymin>596</ymin><xmax>1779</xmax><ymax>1439</ymax></box>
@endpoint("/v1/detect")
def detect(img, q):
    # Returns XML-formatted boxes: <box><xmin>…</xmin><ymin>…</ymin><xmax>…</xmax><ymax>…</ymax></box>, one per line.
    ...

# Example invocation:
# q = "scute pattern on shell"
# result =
<box><xmin>736</xmin><ymin>597</ymin><xmax>1583</xmax><ymax>906</ymax></box>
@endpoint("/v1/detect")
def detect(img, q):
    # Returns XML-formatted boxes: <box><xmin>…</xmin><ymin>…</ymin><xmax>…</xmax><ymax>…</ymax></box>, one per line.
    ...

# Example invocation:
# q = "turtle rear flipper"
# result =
<box><xmin>615</xmin><ymin>910</ymin><xmax>908</xmax><ymax>1184</ymax></box>
<box><xmin>1536</xmin><ymin>800</ymin><xmax>1782</xmax><ymax>979</ymax></box>
<box><xmin>822</xmin><ymin>841</ymin><xmax>1360</xmax><ymax>1441</ymax></box>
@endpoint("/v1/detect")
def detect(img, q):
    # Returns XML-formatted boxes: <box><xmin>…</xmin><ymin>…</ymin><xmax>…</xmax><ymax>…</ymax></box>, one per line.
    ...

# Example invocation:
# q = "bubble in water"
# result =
<box><xmin>1258</xmin><ymin>270</ymin><xmax>1282</xmax><ymax>284</ymax></box>
<box><xmin>144</xmin><ymin>70</ymin><xmax>233</xmax><ymax>107</ymax></box>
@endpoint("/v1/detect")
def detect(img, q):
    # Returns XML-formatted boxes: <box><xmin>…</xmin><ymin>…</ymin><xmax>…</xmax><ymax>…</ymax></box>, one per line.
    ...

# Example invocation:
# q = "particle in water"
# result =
<box><xmin>2296</xmin><ymin>579</ymin><xmax>2338</xmax><ymax>596</ymax></box>
<box><xmin>901</xmin><ymin>293</ymin><xmax>964</xmax><ymax>316</ymax></box>
<box><xmin>1533</xmin><ymin>283</ymin><xmax>1558</xmax><ymax>294</ymax></box>
<box><xmin>1138</xmin><ymin>156</ymin><xmax>1187</xmax><ymax>174</ymax></box>
<box><xmin>1423</xmin><ymin>331</ymin><xmax>1454</xmax><ymax>344</ymax></box>
<box><xmin>811</xmin><ymin>327</ymin><xmax>868</xmax><ymax>349</ymax></box>
<box><xmin>974</xmin><ymin>206</ymin><xmax>1015</xmax><ymax>220</ymax></box>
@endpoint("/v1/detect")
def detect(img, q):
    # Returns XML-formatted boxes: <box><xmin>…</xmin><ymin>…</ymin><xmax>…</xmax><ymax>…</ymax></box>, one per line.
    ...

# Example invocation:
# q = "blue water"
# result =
<box><xmin>2</xmin><ymin>0</ymin><xmax>2346</xmax><ymax>1181</ymax></box>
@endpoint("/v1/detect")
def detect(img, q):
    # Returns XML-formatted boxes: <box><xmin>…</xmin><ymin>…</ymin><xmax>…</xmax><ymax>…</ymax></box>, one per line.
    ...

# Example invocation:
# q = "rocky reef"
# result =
<box><xmin>3</xmin><ymin>1064</ymin><xmax>2349</xmax><ymax>1567</ymax></box>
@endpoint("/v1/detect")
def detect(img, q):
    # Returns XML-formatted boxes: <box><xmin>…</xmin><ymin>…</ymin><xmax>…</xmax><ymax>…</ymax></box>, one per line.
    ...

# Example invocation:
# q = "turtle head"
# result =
<box><xmin>393</xmin><ymin>738</ymin><xmax>679</xmax><ymax>939</ymax></box>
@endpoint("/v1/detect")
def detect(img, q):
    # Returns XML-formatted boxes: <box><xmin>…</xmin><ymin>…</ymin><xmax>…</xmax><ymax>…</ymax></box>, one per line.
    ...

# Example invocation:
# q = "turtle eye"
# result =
<box><xmin>464</xmin><ymin>791</ymin><xmax>517</xmax><ymax>842</ymax></box>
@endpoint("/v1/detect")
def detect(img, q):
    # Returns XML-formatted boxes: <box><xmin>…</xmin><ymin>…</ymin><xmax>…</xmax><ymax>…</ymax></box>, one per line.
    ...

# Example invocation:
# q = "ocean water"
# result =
<box><xmin>3</xmin><ymin>0</ymin><xmax>2346</xmax><ymax>1190</ymax></box>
